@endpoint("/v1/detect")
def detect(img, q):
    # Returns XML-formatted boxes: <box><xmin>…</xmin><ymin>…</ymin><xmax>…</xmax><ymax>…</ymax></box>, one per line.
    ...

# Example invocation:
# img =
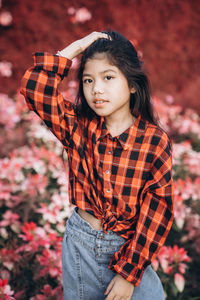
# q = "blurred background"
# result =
<box><xmin>0</xmin><ymin>1</ymin><xmax>200</xmax><ymax>299</ymax></box>
<box><xmin>0</xmin><ymin>0</ymin><xmax>200</xmax><ymax>112</ymax></box>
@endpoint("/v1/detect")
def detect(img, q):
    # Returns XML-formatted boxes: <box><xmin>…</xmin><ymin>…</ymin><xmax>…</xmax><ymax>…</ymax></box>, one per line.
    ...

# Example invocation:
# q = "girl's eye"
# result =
<box><xmin>105</xmin><ymin>75</ymin><xmax>113</xmax><ymax>80</ymax></box>
<box><xmin>83</xmin><ymin>78</ymin><xmax>92</xmax><ymax>84</ymax></box>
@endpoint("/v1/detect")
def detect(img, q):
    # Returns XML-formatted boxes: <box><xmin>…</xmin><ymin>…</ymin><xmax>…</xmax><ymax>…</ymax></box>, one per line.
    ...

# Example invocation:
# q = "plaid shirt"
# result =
<box><xmin>20</xmin><ymin>52</ymin><xmax>174</xmax><ymax>286</ymax></box>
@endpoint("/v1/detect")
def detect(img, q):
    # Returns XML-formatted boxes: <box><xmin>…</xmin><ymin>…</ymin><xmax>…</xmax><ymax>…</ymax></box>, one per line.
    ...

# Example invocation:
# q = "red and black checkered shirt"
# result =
<box><xmin>20</xmin><ymin>52</ymin><xmax>174</xmax><ymax>286</ymax></box>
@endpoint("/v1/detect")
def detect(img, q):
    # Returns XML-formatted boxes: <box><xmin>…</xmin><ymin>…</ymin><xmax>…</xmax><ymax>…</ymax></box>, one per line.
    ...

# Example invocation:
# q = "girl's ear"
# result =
<box><xmin>130</xmin><ymin>87</ymin><xmax>136</xmax><ymax>94</ymax></box>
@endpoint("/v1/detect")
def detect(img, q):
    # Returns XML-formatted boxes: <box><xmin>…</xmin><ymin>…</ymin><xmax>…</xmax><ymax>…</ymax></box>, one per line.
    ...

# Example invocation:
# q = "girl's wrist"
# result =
<box><xmin>56</xmin><ymin>41</ymin><xmax>82</xmax><ymax>60</ymax></box>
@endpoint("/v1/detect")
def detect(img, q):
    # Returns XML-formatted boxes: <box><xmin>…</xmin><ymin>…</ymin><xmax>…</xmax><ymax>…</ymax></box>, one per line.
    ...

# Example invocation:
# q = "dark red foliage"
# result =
<box><xmin>0</xmin><ymin>0</ymin><xmax>200</xmax><ymax>113</ymax></box>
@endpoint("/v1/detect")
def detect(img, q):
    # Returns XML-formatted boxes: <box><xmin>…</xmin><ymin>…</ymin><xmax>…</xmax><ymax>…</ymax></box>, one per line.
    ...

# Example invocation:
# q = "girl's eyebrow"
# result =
<box><xmin>82</xmin><ymin>69</ymin><xmax>117</xmax><ymax>77</ymax></box>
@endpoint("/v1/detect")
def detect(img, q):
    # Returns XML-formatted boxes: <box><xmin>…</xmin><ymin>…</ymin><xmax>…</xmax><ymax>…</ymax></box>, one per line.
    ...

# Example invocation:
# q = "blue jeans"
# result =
<box><xmin>62</xmin><ymin>207</ymin><xmax>165</xmax><ymax>300</ymax></box>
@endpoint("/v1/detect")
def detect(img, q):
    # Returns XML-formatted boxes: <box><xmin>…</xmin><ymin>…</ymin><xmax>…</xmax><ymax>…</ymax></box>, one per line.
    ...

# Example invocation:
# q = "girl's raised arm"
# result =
<box><xmin>56</xmin><ymin>31</ymin><xmax>109</xmax><ymax>59</ymax></box>
<box><xmin>20</xmin><ymin>32</ymin><xmax>109</xmax><ymax>149</ymax></box>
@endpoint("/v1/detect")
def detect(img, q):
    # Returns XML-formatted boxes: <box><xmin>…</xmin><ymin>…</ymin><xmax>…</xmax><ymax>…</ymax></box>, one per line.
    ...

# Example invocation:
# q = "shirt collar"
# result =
<box><xmin>96</xmin><ymin>114</ymin><xmax>147</xmax><ymax>150</ymax></box>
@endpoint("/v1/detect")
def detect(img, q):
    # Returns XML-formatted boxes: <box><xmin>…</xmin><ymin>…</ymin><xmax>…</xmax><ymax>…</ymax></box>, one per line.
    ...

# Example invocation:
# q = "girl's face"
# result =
<box><xmin>82</xmin><ymin>53</ymin><xmax>135</xmax><ymax>123</ymax></box>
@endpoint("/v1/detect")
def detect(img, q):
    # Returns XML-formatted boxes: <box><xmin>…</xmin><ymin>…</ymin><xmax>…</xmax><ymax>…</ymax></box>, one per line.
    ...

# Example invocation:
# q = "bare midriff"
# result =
<box><xmin>77</xmin><ymin>208</ymin><xmax>102</xmax><ymax>230</ymax></box>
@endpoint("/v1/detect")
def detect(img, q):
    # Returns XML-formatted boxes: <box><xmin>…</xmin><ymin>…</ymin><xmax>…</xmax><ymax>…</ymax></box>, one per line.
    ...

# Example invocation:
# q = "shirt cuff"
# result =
<box><xmin>108</xmin><ymin>257</ymin><xmax>146</xmax><ymax>287</ymax></box>
<box><xmin>32</xmin><ymin>52</ymin><xmax>72</xmax><ymax>77</ymax></box>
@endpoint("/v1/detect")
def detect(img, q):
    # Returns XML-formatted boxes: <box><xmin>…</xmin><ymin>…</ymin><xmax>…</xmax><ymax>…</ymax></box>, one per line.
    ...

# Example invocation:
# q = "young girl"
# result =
<box><xmin>20</xmin><ymin>30</ymin><xmax>174</xmax><ymax>300</ymax></box>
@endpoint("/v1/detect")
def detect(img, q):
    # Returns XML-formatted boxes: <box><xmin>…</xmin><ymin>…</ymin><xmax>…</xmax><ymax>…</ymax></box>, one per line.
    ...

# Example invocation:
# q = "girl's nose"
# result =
<box><xmin>92</xmin><ymin>82</ymin><xmax>104</xmax><ymax>95</ymax></box>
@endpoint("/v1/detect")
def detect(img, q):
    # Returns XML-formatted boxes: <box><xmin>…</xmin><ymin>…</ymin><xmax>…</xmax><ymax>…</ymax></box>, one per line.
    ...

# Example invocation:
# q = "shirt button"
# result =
<box><xmin>107</xmin><ymin>189</ymin><xmax>111</xmax><ymax>193</ymax></box>
<box><xmin>105</xmin><ymin>170</ymin><xmax>110</xmax><ymax>174</ymax></box>
<box><xmin>108</xmin><ymin>150</ymin><xmax>112</xmax><ymax>154</ymax></box>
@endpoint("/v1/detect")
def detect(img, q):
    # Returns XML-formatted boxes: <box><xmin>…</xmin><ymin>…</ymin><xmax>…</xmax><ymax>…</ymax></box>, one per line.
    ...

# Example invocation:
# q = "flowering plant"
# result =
<box><xmin>152</xmin><ymin>245</ymin><xmax>190</xmax><ymax>295</ymax></box>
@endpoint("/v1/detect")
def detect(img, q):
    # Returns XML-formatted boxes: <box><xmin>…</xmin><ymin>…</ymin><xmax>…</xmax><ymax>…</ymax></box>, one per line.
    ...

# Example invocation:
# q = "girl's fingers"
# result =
<box><xmin>104</xmin><ymin>277</ymin><xmax>115</xmax><ymax>295</ymax></box>
<box><xmin>87</xmin><ymin>31</ymin><xmax>109</xmax><ymax>44</ymax></box>
<box><xmin>92</xmin><ymin>31</ymin><xmax>109</xmax><ymax>39</ymax></box>
<box><xmin>79</xmin><ymin>31</ymin><xmax>111</xmax><ymax>52</ymax></box>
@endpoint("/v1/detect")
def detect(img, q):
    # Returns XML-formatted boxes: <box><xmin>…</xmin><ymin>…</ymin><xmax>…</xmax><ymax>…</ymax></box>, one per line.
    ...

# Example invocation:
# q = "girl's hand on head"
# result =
<box><xmin>77</xmin><ymin>31</ymin><xmax>110</xmax><ymax>53</ymax></box>
<box><xmin>104</xmin><ymin>274</ymin><xmax>134</xmax><ymax>300</ymax></box>
<box><xmin>56</xmin><ymin>32</ymin><xmax>110</xmax><ymax>60</ymax></box>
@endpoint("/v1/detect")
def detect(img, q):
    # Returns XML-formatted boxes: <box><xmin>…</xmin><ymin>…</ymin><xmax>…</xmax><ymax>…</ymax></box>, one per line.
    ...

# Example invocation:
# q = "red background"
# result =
<box><xmin>0</xmin><ymin>0</ymin><xmax>200</xmax><ymax>113</ymax></box>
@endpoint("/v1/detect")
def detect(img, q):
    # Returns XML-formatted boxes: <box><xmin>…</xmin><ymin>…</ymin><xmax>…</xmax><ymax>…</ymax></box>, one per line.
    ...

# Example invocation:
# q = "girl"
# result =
<box><xmin>20</xmin><ymin>30</ymin><xmax>174</xmax><ymax>300</ymax></box>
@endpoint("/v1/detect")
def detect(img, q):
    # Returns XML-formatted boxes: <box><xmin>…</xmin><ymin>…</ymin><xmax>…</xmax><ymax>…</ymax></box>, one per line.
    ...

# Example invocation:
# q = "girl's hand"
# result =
<box><xmin>76</xmin><ymin>31</ymin><xmax>110</xmax><ymax>53</ymax></box>
<box><xmin>57</xmin><ymin>31</ymin><xmax>110</xmax><ymax>60</ymax></box>
<box><xmin>104</xmin><ymin>274</ymin><xmax>134</xmax><ymax>300</ymax></box>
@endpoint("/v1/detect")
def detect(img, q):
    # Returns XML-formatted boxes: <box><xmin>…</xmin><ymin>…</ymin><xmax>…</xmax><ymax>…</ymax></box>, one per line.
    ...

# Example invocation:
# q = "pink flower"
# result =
<box><xmin>24</xmin><ymin>173</ymin><xmax>48</xmax><ymax>197</ymax></box>
<box><xmin>181</xmin><ymin>213</ymin><xmax>200</xmax><ymax>253</ymax></box>
<box><xmin>0</xmin><ymin>249</ymin><xmax>21</xmax><ymax>271</ymax></box>
<box><xmin>75</xmin><ymin>7</ymin><xmax>92</xmax><ymax>23</ymax></box>
<box><xmin>174</xmin><ymin>273</ymin><xmax>185</xmax><ymax>292</ymax></box>
<box><xmin>67</xmin><ymin>6</ymin><xmax>76</xmax><ymax>15</ymax></box>
<box><xmin>69</xmin><ymin>7</ymin><xmax>92</xmax><ymax>24</ymax></box>
<box><xmin>183</xmin><ymin>150</ymin><xmax>200</xmax><ymax>176</ymax></box>
<box><xmin>154</xmin><ymin>245</ymin><xmax>190</xmax><ymax>276</ymax></box>
<box><xmin>151</xmin><ymin>259</ymin><xmax>159</xmax><ymax>271</ymax></box>
<box><xmin>172</xmin><ymin>141</ymin><xmax>192</xmax><ymax>166</ymax></box>
<box><xmin>30</xmin><ymin>285</ymin><xmax>64</xmax><ymax>300</ymax></box>
<box><xmin>0</xmin><ymin>210</ymin><xmax>21</xmax><ymax>233</ymax></box>
<box><xmin>0</xmin><ymin>11</ymin><xmax>12</xmax><ymax>26</ymax></box>
<box><xmin>30</xmin><ymin>295</ymin><xmax>46</xmax><ymax>300</ymax></box>
<box><xmin>0</xmin><ymin>270</ymin><xmax>10</xmax><ymax>281</ymax></box>
<box><xmin>168</xmin><ymin>245</ymin><xmax>190</xmax><ymax>264</ymax></box>
<box><xmin>0</xmin><ymin>94</ymin><xmax>20</xmax><ymax>130</ymax></box>
<box><xmin>165</xmin><ymin>95</ymin><xmax>174</xmax><ymax>104</ymax></box>
<box><xmin>36</xmin><ymin>203</ymin><xmax>59</xmax><ymax>224</ymax></box>
<box><xmin>175</xmin><ymin>177</ymin><xmax>200</xmax><ymax>202</ymax></box>
<box><xmin>179</xmin><ymin>263</ymin><xmax>187</xmax><ymax>274</ymax></box>
<box><xmin>71</xmin><ymin>58</ymin><xmax>80</xmax><ymax>69</ymax></box>
<box><xmin>151</xmin><ymin>96</ymin><xmax>200</xmax><ymax>140</ymax></box>
<box><xmin>36</xmin><ymin>248</ymin><xmax>62</xmax><ymax>280</ymax></box>
<box><xmin>170</xmin><ymin>108</ymin><xmax>200</xmax><ymax>138</ymax></box>
<box><xmin>173</xmin><ymin>176</ymin><xmax>200</xmax><ymax>231</ymax></box>
<box><xmin>0</xmin><ymin>142</ymin><xmax>69</xmax><ymax>208</ymax></box>
<box><xmin>36</xmin><ymin>192</ymin><xmax>71</xmax><ymax>224</ymax></box>
<box><xmin>0</xmin><ymin>278</ymin><xmax>15</xmax><ymax>299</ymax></box>
<box><xmin>173</xmin><ymin>193</ymin><xmax>190</xmax><ymax>229</ymax></box>
<box><xmin>17</xmin><ymin>222</ymin><xmax>62</xmax><ymax>254</ymax></box>
<box><xmin>0</xmin><ymin>211</ymin><xmax>20</xmax><ymax>230</ymax></box>
<box><xmin>0</xmin><ymin>61</ymin><xmax>12</xmax><ymax>77</ymax></box>
<box><xmin>20</xmin><ymin>222</ymin><xmax>37</xmax><ymax>241</ymax></box>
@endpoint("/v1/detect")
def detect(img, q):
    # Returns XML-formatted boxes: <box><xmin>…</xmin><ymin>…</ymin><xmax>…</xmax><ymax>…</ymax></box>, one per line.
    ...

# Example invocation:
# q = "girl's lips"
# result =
<box><xmin>93</xmin><ymin>98</ymin><xmax>107</xmax><ymax>103</ymax></box>
<box><xmin>94</xmin><ymin>102</ymin><xmax>107</xmax><ymax>108</ymax></box>
<box><xmin>93</xmin><ymin>99</ymin><xmax>108</xmax><ymax>108</ymax></box>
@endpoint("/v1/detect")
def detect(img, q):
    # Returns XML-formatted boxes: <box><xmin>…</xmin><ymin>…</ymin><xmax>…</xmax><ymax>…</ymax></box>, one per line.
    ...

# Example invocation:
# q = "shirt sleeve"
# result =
<box><xmin>20</xmin><ymin>52</ymin><xmax>76</xmax><ymax>149</ymax></box>
<box><xmin>108</xmin><ymin>132</ymin><xmax>174</xmax><ymax>286</ymax></box>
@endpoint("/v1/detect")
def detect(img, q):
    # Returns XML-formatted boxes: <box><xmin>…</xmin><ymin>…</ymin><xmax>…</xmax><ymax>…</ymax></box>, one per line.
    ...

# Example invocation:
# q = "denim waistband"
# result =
<box><xmin>66</xmin><ymin>207</ymin><xmax>126</xmax><ymax>243</ymax></box>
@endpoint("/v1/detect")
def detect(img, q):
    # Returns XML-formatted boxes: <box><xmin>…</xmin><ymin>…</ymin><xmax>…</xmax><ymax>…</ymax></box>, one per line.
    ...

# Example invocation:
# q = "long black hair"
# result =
<box><xmin>74</xmin><ymin>30</ymin><xmax>159</xmax><ymax>126</ymax></box>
